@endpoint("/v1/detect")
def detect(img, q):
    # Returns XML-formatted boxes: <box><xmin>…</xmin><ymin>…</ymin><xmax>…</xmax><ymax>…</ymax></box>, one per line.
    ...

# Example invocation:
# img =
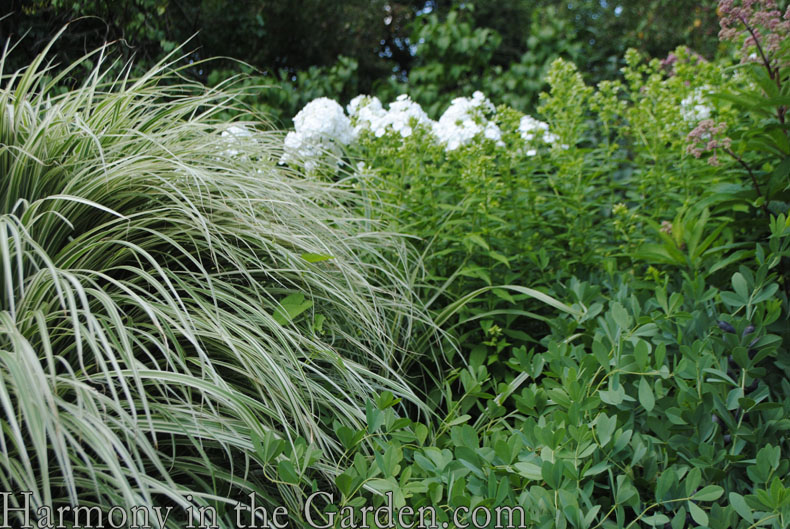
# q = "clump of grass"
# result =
<box><xmin>0</xmin><ymin>38</ymin><xmax>433</xmax><ymax>526</ymax></box>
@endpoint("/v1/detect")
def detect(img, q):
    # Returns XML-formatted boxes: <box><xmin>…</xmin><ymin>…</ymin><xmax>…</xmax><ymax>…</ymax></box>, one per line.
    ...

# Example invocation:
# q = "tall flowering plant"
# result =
<box><xmin>719</xmin><ymin>0</ymin><xmax>790</xmax><ymax>83</ymax></box>
<box><xmin>689</xmin><ymin>0</ymin><xmax>790</xmax><ymax>218</ymax></box>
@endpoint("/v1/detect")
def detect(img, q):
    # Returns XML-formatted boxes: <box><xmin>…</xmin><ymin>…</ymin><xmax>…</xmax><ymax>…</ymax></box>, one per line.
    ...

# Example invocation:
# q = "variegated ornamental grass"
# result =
<box><xmin>0</xmin><ymin>39</ymin><xmax>434</xmax><ymax>526</ymax></box>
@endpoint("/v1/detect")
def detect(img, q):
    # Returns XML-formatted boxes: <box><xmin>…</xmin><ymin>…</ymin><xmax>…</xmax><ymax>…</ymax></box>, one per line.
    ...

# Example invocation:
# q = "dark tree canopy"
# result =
<box><xmin>2</xmin><ymin>0</ymin><xmax>724</xmax><ymax>121</ymax></box>
<box><xmin>2</xmin><ymin>1</ymin><xmax>424</xmax><ymax>83</ymax></box>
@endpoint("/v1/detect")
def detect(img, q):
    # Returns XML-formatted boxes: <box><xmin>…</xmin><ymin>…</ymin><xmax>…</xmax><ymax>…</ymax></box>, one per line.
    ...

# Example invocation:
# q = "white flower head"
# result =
<box><xmin>350</xmin><ymin>93</ymin><xmax>434</xmax><ymax>139</ymax></box>
<box><xmin>680</xmin><ymin>87</ymin><xmax>712</xmax><ymax>123</ymax></box>
<box><xmin>292</xmin><ymin>97</ymin><xmax>355</xmax><ymax>145</ymax></box>
<box><xmin>434</xmin><ymin>91</ymin><xmax>503</xmax><ymax>151</ymax></box>
<box><xmin>483</xmin><ymin>122</ymin><xmax>502</xmax><ymax>142</ymax></box>
<box><xmin>348</xmin><ymin>95</ymin><xmax>387</xmax><ymax>136</ymax></box>
<box><xmin>281</xmin><ymin>97</ymin><xmax>355</xmax><ymax>170</ymax></box>
<box><xmin>517</xmin><ymin>115</ymin><xmax>563</xmax><ymax>155</ymax></box>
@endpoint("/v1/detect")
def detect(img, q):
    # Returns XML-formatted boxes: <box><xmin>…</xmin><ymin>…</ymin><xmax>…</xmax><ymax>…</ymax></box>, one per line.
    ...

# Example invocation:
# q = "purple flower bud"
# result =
<box><xmin>718</xmin><ymin>321</ymin><xmax>737</xmax><ymax>333</ymax></box>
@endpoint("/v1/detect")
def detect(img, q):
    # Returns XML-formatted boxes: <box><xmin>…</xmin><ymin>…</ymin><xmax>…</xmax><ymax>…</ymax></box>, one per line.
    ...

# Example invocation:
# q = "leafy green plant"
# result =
<box><xmin>335</xmin><ymin>53</ymin><xmax>736</xmax><ymax>377</ymax></box>
<box><xmin>268</xmin><ymin>7</ymin><xmax>790</xmax><ymax>526</ymax></box>
<box><xmin>327</xmin><ymin>217</ymin><xmax>789</xmax><ymax>528</ymax></box>
<box><xmin>378</xmin><ymin>3</ymin><xmax>584</xmax><ymax>118</ymax></box>
<box><xmin>689</xmin><ymin>1</ymin><xmax>790</xmax><ymax>222</ymax></box>
<box><xmin>401</xmin><ymin>5</ymin><xmax>502</xmax><ymax>118</ymax></box>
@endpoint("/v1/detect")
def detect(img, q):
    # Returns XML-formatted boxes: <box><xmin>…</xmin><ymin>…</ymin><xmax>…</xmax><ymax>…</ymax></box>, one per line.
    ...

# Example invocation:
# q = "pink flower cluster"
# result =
<box><xmin>686</xmin><ymin>120</ymin><xmax>732</xmax><ymax>165</ymax></box>
<box><xmin>660</xmin><ymin>52</ymin><xmax>679</xmax><ymax>73</ymax></box>
<box><xmin>659</xmin><ymin>48</ymin><xmax>707</xmax><ymax>76</ymax></box>
<box><xmin>718</xmin><ymin>0</ymin><xmax>790</xmax><ymax>67</ymax></box>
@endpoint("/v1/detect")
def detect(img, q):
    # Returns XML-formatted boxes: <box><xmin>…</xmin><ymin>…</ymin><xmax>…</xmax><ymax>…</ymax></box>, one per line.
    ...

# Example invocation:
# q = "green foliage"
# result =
<box><xmin>346</xmin><ymin>55</ymin><xmax>730</xmax><ymax>343</ymax></box>
<box><xmin>538</xmin><ymin>0</ymin><xmax>722</xmax><ymax>80</ymax></box>
<box><xmin>276</xmin><ymin>6</ymin><xmax>790</xmax><ymax>525</ymax></box>
<box><xmin>390</xmin><ymin>5</ymin><xmax>503</xmax><ymax>117</ymax></box>
<box><xmin>376</xmin><ymin>4</ymin><xmax>584</xmax><ymax>117</ymax></box>
<box><xmin>379</xmin><ymin>0</ymin><xmax>724</xmax><ymax>116</ymax></box>
<box><xmin>5</xmin><ymin>1</ymin><xmax>728</xmax><ymax>123</ymax></box>
<box><xmin>327</xmin><ymin>220</ymin><xmax>790</xmax><ymax>527</ymax></box>
<box><xmin>5</xmin><ymin>2</ymin><xmax>790</xmax><ymax>528</ymax></box>
<box><xmin>486</xmin><ymin>7</ymin><xmax>583</xmax><ymax>113</ymax></box>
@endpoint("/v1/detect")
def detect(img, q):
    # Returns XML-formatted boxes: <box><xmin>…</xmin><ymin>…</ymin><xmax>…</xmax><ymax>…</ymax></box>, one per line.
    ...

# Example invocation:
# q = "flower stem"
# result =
<box><xmin>726</xmin><ymin>148</ymin><xmax>770</xmax><ymax>218</ymax></box>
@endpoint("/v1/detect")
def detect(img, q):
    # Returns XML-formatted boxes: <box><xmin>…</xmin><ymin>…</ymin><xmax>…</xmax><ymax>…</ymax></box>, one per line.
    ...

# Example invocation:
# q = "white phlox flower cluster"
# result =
<box><xmin>518</xmin><ymin>116</ymin><xmax>561</xmax><ymax>156</ymax></box>
<box><xmin>282</xmin><ymin>91</ymin><xmax>563</xmax><ymax>168</ymax></box>
<box><xmin>433</xmin><ymin>91</ymin><xmax>504</xmax><ymax>151</ymax></box>
<box><xmin>281</xmin><ymin>97</ymin><xmax>355</xmax><ymax>171</ymax></box>
<box><xmin>680</xmin><ymin>88</ymin><xmax>712</xmax><ymax>123</ymax></box>
<box><xmin>347</xmin><ymin>95</ymin><xmax>386</xmax><ymax>136</ymax></box>
<box><xmin>348</xmin><ymin>94</ymin><xmax>433</xmax><ymax>138</ymax></box>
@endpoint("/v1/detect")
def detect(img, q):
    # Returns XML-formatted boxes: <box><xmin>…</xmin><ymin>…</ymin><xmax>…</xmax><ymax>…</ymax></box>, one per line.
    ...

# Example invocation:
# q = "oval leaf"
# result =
<box><xmin>729</xmin><ymin>492</ymin><xmax>753</xmax><ymax>522</ymax></box>
<box><xmin>693</xmin><ymin>485</ymin><xmax>724</xmax><ymax>502</ymax></box>
<box><xmin>687</xmin><ymin>501</ymin><xmax>708</xmax><ymax>527</ymax></box>
<box><xmin>638</xmin><ymin>378</ymin><xmax>655</xmax><ymax>413</ymax></box>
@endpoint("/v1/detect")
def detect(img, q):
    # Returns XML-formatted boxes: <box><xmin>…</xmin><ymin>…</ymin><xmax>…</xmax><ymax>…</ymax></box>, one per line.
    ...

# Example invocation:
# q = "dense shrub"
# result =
<box><xmin>277</xmin><ymin>2</ymin><xmax>790</xmax><ymax>527</ymax></box>
<box><xmin>329</xmin><ymin>232</ymin><xmax>790</xmax><ymax>526</ymax></box>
